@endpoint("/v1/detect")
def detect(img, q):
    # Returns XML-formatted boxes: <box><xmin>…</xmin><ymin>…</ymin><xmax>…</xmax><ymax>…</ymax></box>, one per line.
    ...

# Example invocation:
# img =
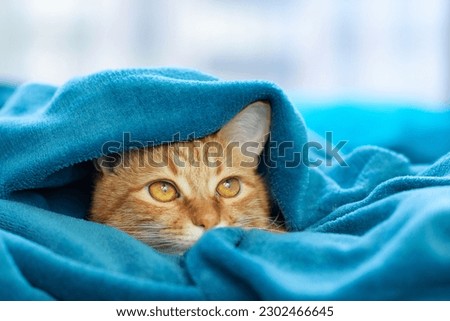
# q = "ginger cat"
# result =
<box><xmin>89</xmin><ymin>101</ymin><xmax>282</xmax><ymax>253</ymax></box>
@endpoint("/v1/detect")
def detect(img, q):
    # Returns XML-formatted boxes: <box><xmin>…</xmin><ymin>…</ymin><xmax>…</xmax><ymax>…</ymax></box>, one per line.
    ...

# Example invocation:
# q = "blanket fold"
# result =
<box><xmin>0</xmin><ymin>68</ymin><xmax>449</xmax><ymax>300</ymax></box>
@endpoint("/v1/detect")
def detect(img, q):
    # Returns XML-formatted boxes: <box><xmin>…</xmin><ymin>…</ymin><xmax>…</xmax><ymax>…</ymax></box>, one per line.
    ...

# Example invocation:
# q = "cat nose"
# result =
<box><xmin>192</xmin><ymin>214</ymin><xmax>220</xmax><ymax>230</ymax></box>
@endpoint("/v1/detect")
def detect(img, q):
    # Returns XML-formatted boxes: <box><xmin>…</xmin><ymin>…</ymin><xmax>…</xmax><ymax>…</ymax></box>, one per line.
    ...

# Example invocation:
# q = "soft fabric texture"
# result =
<box><xmin>0</xmin><ymin>68</ymin><xmax>449</xmax><ymax>300</ymax></box>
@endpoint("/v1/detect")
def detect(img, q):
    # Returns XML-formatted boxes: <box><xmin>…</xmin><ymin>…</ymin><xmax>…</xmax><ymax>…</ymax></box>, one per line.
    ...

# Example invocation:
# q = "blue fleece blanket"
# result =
<box><xmin>1</xmin><ymin>68</ymin><xmax>449</xmax><ymax>300</ymax></box>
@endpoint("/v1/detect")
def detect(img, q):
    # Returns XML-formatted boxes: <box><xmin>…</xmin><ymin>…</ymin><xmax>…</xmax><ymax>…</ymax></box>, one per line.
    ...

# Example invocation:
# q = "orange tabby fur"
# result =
<box><xmin>89</xmin><ymin>102</ymin><xmax>282</xmax><ymax>253</ymax></box>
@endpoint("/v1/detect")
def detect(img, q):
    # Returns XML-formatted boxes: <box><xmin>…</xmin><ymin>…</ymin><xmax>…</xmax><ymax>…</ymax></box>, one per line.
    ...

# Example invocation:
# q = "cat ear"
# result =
<box><xmin>93</xmin><ymin>153</ymin><xmax>122</xmax><ymax>174</ymax></box>
<box><xmin>218</xmin><ymin>101</ymin><xmax>271</xmax><ymax>155</ymax></box>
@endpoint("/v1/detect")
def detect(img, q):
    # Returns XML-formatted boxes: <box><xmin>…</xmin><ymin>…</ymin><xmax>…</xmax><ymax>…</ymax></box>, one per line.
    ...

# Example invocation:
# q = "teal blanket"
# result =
<box><xmin>0</xmin><ymin>69</ymin><xmax>449</xmax><ymax>300</ymax></box>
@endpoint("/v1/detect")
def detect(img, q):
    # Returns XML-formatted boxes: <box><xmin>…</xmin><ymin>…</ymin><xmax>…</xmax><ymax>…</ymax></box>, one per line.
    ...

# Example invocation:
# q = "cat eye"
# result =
<box><xmin>148</xmin><ymin>181</ymin><xmax>179</xmax><ymax>202</ymax></box>
<box><xmin>216</xmin><ymin>177</ymin><xmax>240</xmax><ymax>198</ymax></box>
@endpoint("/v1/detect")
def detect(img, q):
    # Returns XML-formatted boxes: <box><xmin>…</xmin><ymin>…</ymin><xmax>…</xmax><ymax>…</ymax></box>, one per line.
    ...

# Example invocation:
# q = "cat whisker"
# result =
<box><xmin>235</xmin><ymin>213</ymin><xmax>286</xmax><ymax>232</ymax></box>
<box><xmin>126</xmin><ymin>227</ymin><xmax>198</xmax><ymax>253</ymax></box>
<box><xmin>149</xmin><ymin>240</ymin><xmax>194</xmax><ymax>254</ymax></box>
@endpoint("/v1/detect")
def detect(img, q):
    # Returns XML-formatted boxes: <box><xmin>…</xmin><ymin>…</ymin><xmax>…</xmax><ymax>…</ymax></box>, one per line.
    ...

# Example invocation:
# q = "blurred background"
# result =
<box><xmin>0</xmin><ymin>0</ymin><xmax>449</xmax><ymax>106</ymax></box>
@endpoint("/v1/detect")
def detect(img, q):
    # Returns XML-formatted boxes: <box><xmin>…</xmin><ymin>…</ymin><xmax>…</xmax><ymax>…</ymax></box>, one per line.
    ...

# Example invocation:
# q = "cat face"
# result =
<box><xmin>89</xmin><ymin>101</ymin><xmax>279</xmax><ymax>253</ymax></box>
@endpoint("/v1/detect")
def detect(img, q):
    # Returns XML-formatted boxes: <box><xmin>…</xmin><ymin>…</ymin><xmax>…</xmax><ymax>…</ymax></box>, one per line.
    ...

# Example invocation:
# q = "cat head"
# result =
<box><xmin>89</xmin><ymin>101</ymin><xmax>279</xmax><ymax>253</ymax></box>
